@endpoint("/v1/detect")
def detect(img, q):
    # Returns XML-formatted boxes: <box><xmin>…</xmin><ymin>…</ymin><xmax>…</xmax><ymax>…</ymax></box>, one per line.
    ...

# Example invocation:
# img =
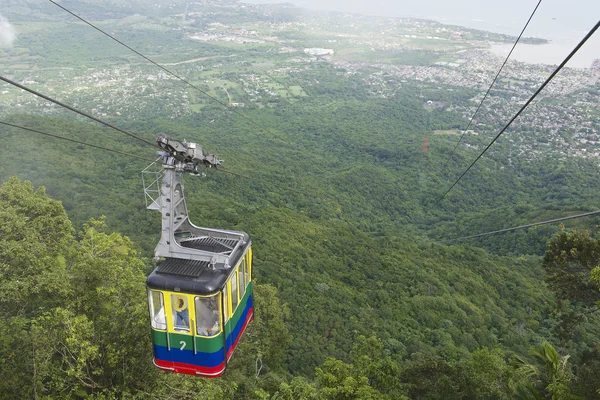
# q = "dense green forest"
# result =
<box><xmin>1</xmin><ymin>0</ymin><xmax>600</xmax><ymax>398</ymax></box>
<box><xmin>2</xmin><ymin>164</ymin><xmax>600</xmax><ymax>398</ymax></box>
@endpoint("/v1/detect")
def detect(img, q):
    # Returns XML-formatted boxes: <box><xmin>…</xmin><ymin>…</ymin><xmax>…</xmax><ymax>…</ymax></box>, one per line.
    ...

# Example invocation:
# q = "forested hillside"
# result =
<box><xmin>1</xmin><ymin>0</ymin><xmax>600</xmax><ymax>398</ymax></box>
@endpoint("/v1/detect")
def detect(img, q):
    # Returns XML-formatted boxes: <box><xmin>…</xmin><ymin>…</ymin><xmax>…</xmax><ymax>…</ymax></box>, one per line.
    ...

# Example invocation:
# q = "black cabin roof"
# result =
<box><xmin>146</xmin><ymin>237</ymin><xmax>250</xmax><ymax>295</ymax></box>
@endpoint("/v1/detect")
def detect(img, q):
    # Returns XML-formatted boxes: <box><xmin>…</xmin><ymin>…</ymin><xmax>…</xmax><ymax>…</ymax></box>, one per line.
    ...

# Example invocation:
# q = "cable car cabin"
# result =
<box><xmin>146</xmin><ymin>239</ymin><xmax>253</xmax><ymax>377</ymax></box>
<box><xmin>143</xmin><ymin>135</ymin><xmax>253</xmax><ymax>377</ymax></box>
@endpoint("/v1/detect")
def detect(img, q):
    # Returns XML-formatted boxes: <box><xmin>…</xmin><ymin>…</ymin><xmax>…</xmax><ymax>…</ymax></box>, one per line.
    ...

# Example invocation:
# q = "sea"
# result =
<box><xmin>242</xmin><ymin>0</ymin><xmax>600</xmax><ymax>68</ymax></box>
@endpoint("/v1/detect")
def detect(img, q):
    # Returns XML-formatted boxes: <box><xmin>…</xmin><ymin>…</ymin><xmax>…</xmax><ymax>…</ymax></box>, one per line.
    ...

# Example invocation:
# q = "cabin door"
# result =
<box><xmin>167</xmin><ymin>294</ymin><xmax>194</xmax><ymax>368</ymax></box>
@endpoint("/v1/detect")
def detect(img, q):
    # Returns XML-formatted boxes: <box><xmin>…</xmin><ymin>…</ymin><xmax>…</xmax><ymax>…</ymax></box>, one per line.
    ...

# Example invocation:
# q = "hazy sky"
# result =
<box><xmin>244</xmin><ymin>0</ymin><xmax>599</xmax><ymax>40</ymax></box>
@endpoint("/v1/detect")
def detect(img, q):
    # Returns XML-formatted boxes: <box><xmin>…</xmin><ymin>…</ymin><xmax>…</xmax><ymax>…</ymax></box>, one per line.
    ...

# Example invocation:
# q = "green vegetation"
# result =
<box><xmin>0</xmin><ymin>178</ymin><xmax>596</xmax><ymax>398</ymax></box>
<box><xmin>1</xmin><ymin>103</ymin><xmax>599</xmax><ymax>397</ymax></box>
<box><xmin>0</xmin><ymin>0</ymin><xmax>597</xmax><ymax>398</ymax></box>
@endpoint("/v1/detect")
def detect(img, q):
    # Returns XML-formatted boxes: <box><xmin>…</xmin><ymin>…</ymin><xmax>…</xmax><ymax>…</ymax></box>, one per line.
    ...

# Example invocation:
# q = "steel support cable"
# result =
<box><xmin>0</xmin><ymin>120</ymin><xmax>311</xmax><ymax>197</ymax></box>
<box><xmin>443</xmin><ymin>210</ymin><xmax>600</xmax><ymax>242</ymax></box>
<box><xmin>441</xmin><ymin>0</ymin><xmax>543</xmax><ymax>173</ymax></box>
<box><xmin>434</xmin><ymin>19</ymin><xmax>600</xmax><ymax>206</ymax></box>
<box><xmin>0</xmin><ymin>120</ymin><xmax>155</xmax><ymax>161</ymax></box>
<box><xmin>48</xmin><ymin>0</ymin><xmax>288</xmax><ymax>144</ymax></box>
<box><xmin>43</xmin><ymin>4</ymin><xmax>326</xmax><ymax>199</ymax></box>
<box><xmin>215</xmin><ymin>168</ymin><xmax>307</xmax><ymax>196</ymax></box>
<box><xmin>0</xmin><ymin>75</ymin><xmax>159</xmax><ymax>149</ymax></box>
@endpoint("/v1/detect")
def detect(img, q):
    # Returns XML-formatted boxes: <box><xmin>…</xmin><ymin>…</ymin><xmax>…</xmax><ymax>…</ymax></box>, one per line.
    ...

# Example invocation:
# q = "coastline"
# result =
<box><xmin>488</xmin><ymin>36</ymin><xmax>600</xmax><ymax>69</ymax></box>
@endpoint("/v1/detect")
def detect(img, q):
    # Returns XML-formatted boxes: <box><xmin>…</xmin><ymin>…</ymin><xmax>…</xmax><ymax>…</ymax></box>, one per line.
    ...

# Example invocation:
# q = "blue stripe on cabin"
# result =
<box><xmin>226</xmin><ymin>294</ymin><xmax>253</xmax><ymax>352</ymax></box>
<box><xmin>153</xmin><ymin>344</ymin><xmax>225</xmax><ymax>368</ymax></box>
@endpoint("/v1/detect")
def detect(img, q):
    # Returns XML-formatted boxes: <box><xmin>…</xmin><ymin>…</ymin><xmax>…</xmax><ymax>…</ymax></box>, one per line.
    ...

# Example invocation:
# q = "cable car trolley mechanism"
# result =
<box><xmin>143</xmin><ymin>135</ymin><xmax>253</xmax><ymax>377</ymax></box>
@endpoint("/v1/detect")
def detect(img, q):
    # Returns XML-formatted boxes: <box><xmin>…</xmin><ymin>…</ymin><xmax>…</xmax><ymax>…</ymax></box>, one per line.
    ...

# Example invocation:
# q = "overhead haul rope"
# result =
<box><xmin>434</xmin><ymin>20</ymin><xmax>600</xmax><ymax>206</ymax></box>
<box><xmin>441</xmin><ymin>0</ymin><xmax>543</xmax><ymax>173</ymax></box>
<box><xmin>48</xmin><ymin>0</ymin><xmax>288</xmax><ymax>144</ymax></box>
<box><xmin>0</xmin><ymin>119</ymin><xmax>309</xmax><ymax>196</ymax></box>
<box><xmin>216</xmin><ymin>168</ymin><xmax>307</xmax><ymax>196</ymax></box>
<box><xmin>444</xmin><ymin>210</ymin><xmax>600</xmax><ymax>242</ymax></box>
<box><xmin>0</xmin><ymin>120</ymin><xmax>155</xmax><ymax>161</ymax></box>
<box><xmin>0</xmin><ymin>75</ymin><xmax>159</xmax><ymax>149</ymax></box>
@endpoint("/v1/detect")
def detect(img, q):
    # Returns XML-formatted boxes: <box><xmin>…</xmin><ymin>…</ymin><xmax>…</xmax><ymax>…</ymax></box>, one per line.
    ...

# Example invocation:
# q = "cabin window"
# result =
<box><xmin>149</xmin><ymin>290</ymin><xmax>166</xmax><ymax>330</ymax></box>
<box><xmin>195</xmin><ymin>295</ymin><xmax>221</xmax><ymax>336</ymax></box>
<box><xmin>239</xmin><ymin>260</ymin><xmax>246</xmax><ymax>297</ymax></box>
<box><xmin>171</xmin><ymin>294</ymin><xmax>190</xmax><ymax>332</ymax></box>
<box><xmin>246</xmin><ymin>250</ymin><xmax>252</xmax><ymax>284</ymax></box>
<box><xmin>223</xmin><ymin>284</ymin><xmax>230</xmax><ymax>321</ymax></box>
<box><xmin>231</xmin><ymin>272</ymin><xmax>239</xmax><ymax>312</ymax></box>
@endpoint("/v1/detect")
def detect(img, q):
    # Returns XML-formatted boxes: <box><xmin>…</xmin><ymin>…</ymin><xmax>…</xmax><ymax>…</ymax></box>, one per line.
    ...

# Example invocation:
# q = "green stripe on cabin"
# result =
<box><xmin>152</xmin><ymin>329</ymin><xmax>168</xmax><ymax>346</ymax></box>
<box><xmin>152</xmin><ymin>329</ymin><xmax>224</xmax><ymax>353</ymax></box>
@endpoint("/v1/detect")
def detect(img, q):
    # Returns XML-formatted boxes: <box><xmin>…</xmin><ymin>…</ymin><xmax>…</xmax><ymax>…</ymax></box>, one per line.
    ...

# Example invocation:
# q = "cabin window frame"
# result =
<box><xmin>247</xmin><ymin>248</ymin><xmax>252</xmax><ymax>284</ymax></box>
<box><xmin>230</xmin><ymin>269</ymin><xmax>239</xmax><ymax>312</ymax></box>
<box><xmin>239</xmin><ymin>260</ymin><xmax>246</xmax><ymax>300</ymax></box>
<box><xmin>194</xmin><ymin>294</ymin><xmax>222</xmax><ymax>338</ymax></box>
<box><xmin>148</xmin><ymin>290</ymin><xmax>166</xmax><ymax>330</ymax></box>
<box><xmin>223</xmin><ymin>283</ymin><xmax>230</xmax><ymax>322</ymax></box>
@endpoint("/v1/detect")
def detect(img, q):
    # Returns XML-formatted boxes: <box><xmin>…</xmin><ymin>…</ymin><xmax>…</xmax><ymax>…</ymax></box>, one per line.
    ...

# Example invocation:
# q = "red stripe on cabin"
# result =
<box><xmin>154</xmin><ymin>358</ymin><xmax>226</xmax><ymax>378</ymax></box>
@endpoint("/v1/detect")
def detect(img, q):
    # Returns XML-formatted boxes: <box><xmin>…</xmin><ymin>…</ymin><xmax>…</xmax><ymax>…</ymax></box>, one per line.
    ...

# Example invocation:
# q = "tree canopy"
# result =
<box><xmin>0</xmin><ymin>177</ymin><xmax>599</xmax><ymax>399</ymax></box>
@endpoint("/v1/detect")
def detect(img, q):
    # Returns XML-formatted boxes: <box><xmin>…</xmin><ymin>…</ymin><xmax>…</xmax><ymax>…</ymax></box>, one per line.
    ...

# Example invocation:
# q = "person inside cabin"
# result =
<box><xmin>196</xmin><ymin>296</ymin><xmax>220</xmax><ymax>336</ymax></box>
<box><xmin>205</xmin><ymin>321</ymin><xmax>219</xmax><ymax>336</ymax></box>
<box><xmin>173</xmin><ymin>296</ymin><xmax>189</xmax><ymax>331</ymax></box>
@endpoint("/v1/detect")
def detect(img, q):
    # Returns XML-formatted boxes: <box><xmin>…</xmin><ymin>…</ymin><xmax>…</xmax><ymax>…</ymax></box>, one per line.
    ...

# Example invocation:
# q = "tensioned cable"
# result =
<box><xmin>443</xmin><ymin>210</ymin><xmax>600</xmax><ymax>242</ymax></box>
<box><xmin>0</xmin><ymin>119</ymin><xmax>309</xmax><ymax>196</ymax></box>
<box><xmin>441</xmin><ymin>0</ymin><xmax>543</xmax><ymax>173</ymax></box>
<box><xmin>0</xmin><ymin>75</ymin><xmax>159</xmax><ymax>148</ymax></box>
<box><xmin>434</xmin><ymin>20</ymin><xmax>600</xmax><ymax>206</ymax></box>
<box><xmin>216</xmin><ymin>168</ymin><xmax>307</xmax><ymax>196</ymax></box>
<box><xmin>0</xmin><ymin>120</ymin><xmax>155</xmax><ymax>161</ymax></box>
<box><xmin>48</xmin><ymin>0</ymin><xmax>288</xmax><ymax>144</ymax></box>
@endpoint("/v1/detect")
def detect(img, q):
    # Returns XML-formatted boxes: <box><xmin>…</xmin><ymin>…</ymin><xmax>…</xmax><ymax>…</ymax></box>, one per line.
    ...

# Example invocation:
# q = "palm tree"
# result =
<box><xmin>512</xmin><ymin>342</ymin><xmax>576</xmax><ymax>400</ymax></box>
